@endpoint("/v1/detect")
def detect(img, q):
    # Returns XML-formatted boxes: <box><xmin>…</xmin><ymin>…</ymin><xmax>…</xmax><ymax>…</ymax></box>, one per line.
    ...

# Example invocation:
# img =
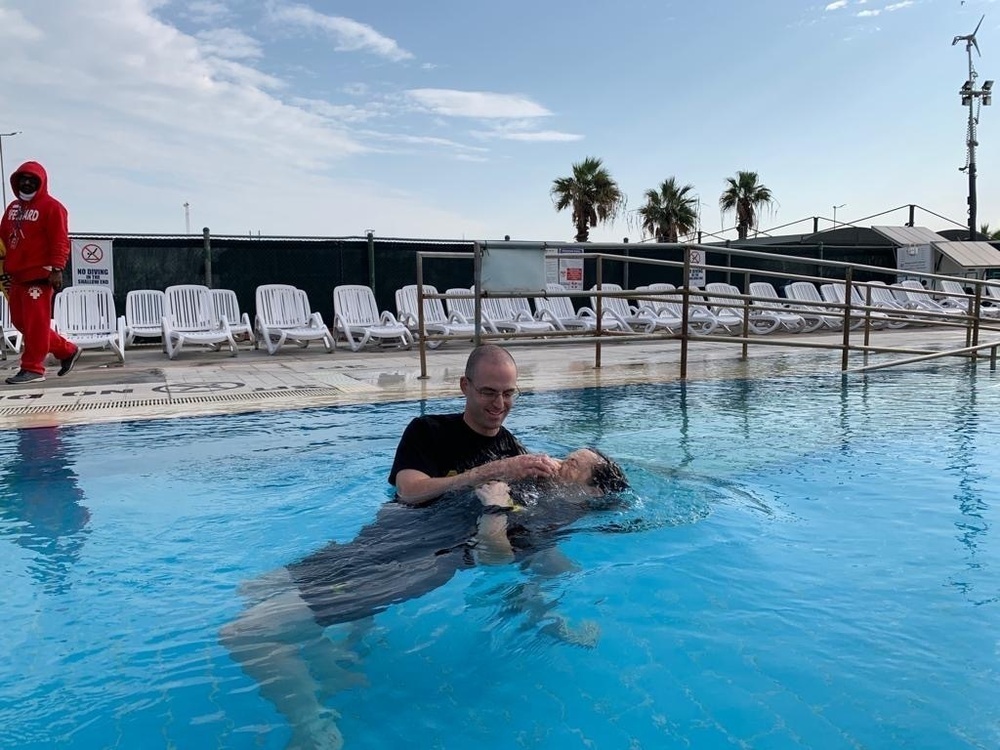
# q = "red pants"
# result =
<box><xmin>8</xmin><ymin>282</ymin><xmax>77</xmax><ymax>375</ymax></box>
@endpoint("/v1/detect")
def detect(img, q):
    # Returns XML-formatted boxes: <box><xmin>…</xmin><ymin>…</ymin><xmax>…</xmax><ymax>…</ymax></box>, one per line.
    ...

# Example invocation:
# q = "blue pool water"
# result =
<box><xmin>1</xmin><ymin>367</ymin><xmax>998</xmax><ymax>749</ymax></box>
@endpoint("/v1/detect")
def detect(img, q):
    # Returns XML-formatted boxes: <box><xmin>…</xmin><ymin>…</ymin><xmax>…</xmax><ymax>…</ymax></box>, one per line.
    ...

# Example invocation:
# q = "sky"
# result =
<box><xmin>0</xmin><ymin>0</ymin><xmax>998</xmax><ymax>242</ymax></box>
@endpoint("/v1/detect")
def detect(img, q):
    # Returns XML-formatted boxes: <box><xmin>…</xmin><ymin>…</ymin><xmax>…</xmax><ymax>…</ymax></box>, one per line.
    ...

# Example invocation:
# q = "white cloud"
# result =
<box><xmin>0</xmin><ymin>7</ymin><xmax>44</xmax><ymax>39</ymax></box>
<box><xmin>0</xmin><ymin>1</ymin><xmax>575</xmax><ymax>238</ymax></box>
<box><xmin>292</xmin><ymin>97</ymin><xmax>387</xmax><ymax>123</ymax></box>
<box><xmin>825</xmin><ymin>1</ymin><xmax>848</xmax><ymax>10</ymax></box>
<box><xmin>885</xmin><ymin>1</ymin><xmax>914</xmax><ymax>11</ymax></box>
<box><xmin>496</xmin><ymin>131</ymin><xmax>583</xmax><ymax>142</ymax></box>
<box><xmin>857</xmin><ymin>9</ymin><xmax>881</xmax><ymax>16</ymax></box>
<box><xmin>268</xmin><ymin>3</ymin><xmax>413</xmax><ymax>62</ymax></box>
<box><xmin>185</xmin><ymin>1</ymin><xmax>230</xmax><ymax>24</ymax></box>
<box><xmin>195</xmin><ymin>27</ymin><xmax>263</xmax><ymax>60</ymax></box>
<box><xmin>406</xmin><ymin>89</ymin><xmax>551</xmax><ymax>118</ymax></box>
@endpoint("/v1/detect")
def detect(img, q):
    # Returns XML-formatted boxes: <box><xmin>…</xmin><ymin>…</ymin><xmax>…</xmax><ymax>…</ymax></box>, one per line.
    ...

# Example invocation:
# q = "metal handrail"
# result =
<box><xmin>410</xmin><ymin>242</ymin><xmax>1000</xmax><ymax>380</ymax></box>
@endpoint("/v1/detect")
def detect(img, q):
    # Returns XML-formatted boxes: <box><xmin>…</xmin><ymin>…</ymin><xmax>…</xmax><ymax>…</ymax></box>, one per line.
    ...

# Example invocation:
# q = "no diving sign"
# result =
<box><xmin>71</xmin><ymin>239</ymin><xmax>114</xmax><ymax>291</ymax></box>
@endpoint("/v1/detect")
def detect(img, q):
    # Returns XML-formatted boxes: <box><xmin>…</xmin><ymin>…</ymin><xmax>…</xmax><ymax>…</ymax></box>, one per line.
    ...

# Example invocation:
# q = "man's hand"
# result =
<box><xmin>485</xmin><ymin>453</ymin><xmax>559</xmax><ymax>483</ymax></box>
<box><xmin>48</xmin><ymin>269</ymin><xmax>63</xmax><ymax>291</ymax></box>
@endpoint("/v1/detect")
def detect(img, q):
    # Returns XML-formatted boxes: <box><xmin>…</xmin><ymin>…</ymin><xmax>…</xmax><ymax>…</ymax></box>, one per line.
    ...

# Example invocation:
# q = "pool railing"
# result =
<box><xmin>410</xmin><ymin>241</ymin><xmax>1000</xmax><ymax>379</ymax></box>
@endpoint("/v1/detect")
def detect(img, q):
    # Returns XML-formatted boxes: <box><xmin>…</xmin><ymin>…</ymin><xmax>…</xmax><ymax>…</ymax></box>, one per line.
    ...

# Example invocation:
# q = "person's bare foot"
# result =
<box><xmin>286</xmin><ymin>707</ymin><xmax>343</xmax><ymax>750</ymax></box>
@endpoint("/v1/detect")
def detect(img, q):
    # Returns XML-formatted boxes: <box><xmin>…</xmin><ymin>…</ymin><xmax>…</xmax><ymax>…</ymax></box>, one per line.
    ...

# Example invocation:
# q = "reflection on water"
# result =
<box><xmin>0</xmin><ymin>427</ymin><xmax>90</xmax><ymax>594</ymax></box>
<box><xmin>946</xmin><ymin>371</ymin><xmax>995</xmax><ymax>605</ymax></box>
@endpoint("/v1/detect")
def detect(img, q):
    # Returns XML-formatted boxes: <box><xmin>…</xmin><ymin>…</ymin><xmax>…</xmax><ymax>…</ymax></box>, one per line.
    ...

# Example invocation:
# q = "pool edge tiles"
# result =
<box><xmin>0</xmin><ymin>373</ymin><xmax>393</xmax><ymax>429</ymax></box>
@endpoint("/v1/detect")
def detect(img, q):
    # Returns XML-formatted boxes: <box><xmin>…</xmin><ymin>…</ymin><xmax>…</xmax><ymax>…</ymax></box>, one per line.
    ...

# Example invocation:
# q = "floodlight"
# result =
<box><xmin>983</xmin><ymin>80</ymin><xmax>994</xmax><ymax>91</ymax></box>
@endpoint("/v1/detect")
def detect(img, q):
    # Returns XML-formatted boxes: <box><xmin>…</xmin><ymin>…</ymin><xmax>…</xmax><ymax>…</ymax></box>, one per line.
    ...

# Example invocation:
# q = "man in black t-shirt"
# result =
<box><xmin>389</xmin><ymin>344</ymin><xmax>559</xmax><ymax>506</ymax></box>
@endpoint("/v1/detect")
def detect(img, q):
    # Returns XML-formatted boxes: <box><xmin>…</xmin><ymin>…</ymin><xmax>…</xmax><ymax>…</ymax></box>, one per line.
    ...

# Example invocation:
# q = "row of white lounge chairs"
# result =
<box><xmin>0</xmin><ymin>283</ymin><xmax>416</xmax><ymax>363</ymax></box>
<box><xmin>3</xmin><ymin>278</ymin><xmax>997</xmax><ymax>363</ymax></box>
<box><xmin>396</xmin><ymin>278</ymin><xmax>1000</xmax><ymax>343</ymax></box>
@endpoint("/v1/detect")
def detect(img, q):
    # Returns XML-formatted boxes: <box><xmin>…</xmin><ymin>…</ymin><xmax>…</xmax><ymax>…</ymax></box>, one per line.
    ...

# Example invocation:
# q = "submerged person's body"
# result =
<box><xmin>289</xmin><ymin>449</ymin><xmax>627</xmax><ymax>627</ymax></box>
<box><xmin>221</xmin><ymin>448</ymin><xmax>628</xmax><ymax>750</ymax></box>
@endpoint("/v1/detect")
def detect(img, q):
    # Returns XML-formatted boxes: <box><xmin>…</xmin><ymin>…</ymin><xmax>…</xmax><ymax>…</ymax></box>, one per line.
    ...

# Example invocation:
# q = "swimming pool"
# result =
<box><xmin>1</xmin><ymin>366</ymin><xmax>998</xmax><ymax>749</ymax></box>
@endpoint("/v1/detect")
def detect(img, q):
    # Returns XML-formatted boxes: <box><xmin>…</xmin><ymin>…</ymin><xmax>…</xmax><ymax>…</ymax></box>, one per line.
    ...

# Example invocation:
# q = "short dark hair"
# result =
<box><xmin>587</xmin><ymin>447</ymin><xmax>630</xmax><ymax>494</ymax></box>
<box><xmin>464</xmin><ymin>344</ymin><xmax>516</xmax><ymax>381</ymax></box>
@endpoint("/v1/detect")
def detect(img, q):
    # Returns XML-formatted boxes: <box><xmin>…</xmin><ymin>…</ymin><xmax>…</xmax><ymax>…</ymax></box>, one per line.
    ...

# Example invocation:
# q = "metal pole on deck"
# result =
<box><xmin>366</xmin><ymin>231</ymin><xmax>376</xmax><ymax>291</ymax></box>
<box><xmin>416</xmin><ymin>256</ymin><xmax>428</xmax><ymax>379</ymax></box>
<box><xmin>473</xmin><ymin>242</ymin><xmax>482</xmax><ymax>346</ymax></box>
<box><xmin>594</xmin><ymin>256</ymin><xmax>603</xmax><ymax>369</ymax></box>
<box><xmin>841</xmin><ymin>268</ymin><xmax>853</xmax><ymax>371</ymax></box>
<box><xmin>202</xmin><ymin>227</ymin><xmax>212</xmax><ymax>287</ymax></box>
<box><xmin>680</xmin><ymin>251</ymin><xmax>690</xmax><ymax>380</ymax></box>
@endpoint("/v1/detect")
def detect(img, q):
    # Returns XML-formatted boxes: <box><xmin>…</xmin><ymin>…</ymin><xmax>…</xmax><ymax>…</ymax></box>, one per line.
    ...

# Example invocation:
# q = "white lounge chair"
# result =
<box><xmin>937</xmin><ymin>280</ymin><xmax>1000</xmax><ymax>318</ymax></box>
<box><xmin>704</xmin><ymin>282</ymin><xmax>782</xmax><ymax>334</ymax></box>
<box><xmin>640</xmin><ymin>283</ymin><xmax>719</xmax><ymax>334</ymax></box>
<box><xmin>533</xmin><ymin>283</ymin><xmax>629</xmax><ymax>332</ymax></box>
<box><xmin>333</xmin><ymin>284</ymin><xmax>412</xmax><ymax>352</ymax></box>
<box><xmin>211</xmin><ymin>289</ymin><xmax>256</xmax><ymax>348</ymax></box>
<box><xmin>254</xmin><ymin>284</ymin><xmax>334</xmax><ymax>355</ymax></box>
<box><xmin>480</xmin><ymin>294</ymin><xmax>556</xmax><ymax>336</ymax></box>
<box><xmin>590</xmin><ymin>283</ymin><xmax>678</xmax><ymax>334</ymax></box>
<box><xmin>395</xmin><ymin>284</ymin><xmax>476</xmax><ymax>348</ymax></box>
<box><xmin>856</xmin><ymin>281</ymin><xmax>924</xmax><ymax>327</ymax></box>
<box><xmin>747</xmin><ymin>281</ymin><xmax>809</xmax><ymax>332</ymax></box>
<box><xmin>985</xmin><ymin>281</ymin><xmax>1000</xmax><ymax>305</ymax></box>
<box><xmin>819</xmin><ymin>282</ymin><xmax>892</xmax><ymax>329</ymax></box>
<box><xmin>53</xmin><ymin>286</ymin><xmax>126</xmax><ymax>364</ymax></box>
<box><xmin>124</xmin><ymin>289</ymin><xmax>165</xmax><ymax>346</ymax></box>
<box><xmin>445</xmin><ymin>288</ymin><xmax>502</xmax><ymax>335</ymax></box>
<box><xmin>892</xmin><ymin>280</ymin><xmax>966</xmax><ymax>323</ymax></box>
<box><xmin>632</xmin><ymin>285</ymin><xmax>689</xmax><ymax>332</ymax></box>
<box><xmin>0</xmin><ymin>293</ymin><xmax>23</xmax><ymax>357</ymax></box>
<box><xmin>783</xmin><ymin>282</ymin><xmax>844</xmax><ymax>330</ymax></box>
<box><xmin>162</xmin><ymin>284</ymin><xmax>238</xmax><ymax>360</ymax></box>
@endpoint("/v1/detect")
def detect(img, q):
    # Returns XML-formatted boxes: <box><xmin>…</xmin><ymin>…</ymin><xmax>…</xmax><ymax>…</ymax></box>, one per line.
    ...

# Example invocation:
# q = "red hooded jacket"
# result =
<box><xmin>1</xmin><ymin>161</ymin><xmax>70</xmax><ymax>284</ymax></box>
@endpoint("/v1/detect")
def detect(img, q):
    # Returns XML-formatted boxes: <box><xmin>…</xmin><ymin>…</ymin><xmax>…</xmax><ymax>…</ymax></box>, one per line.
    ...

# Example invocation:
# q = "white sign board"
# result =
<box><xmin>896</xmin><ymin>244</ymin><xmax>932</xmax><ymax>278</ymax></box>
<box><xmin>481</xmin><ymin>244</ymin><xmax>547</xmax><ymax>292</ymax></box>
<box><xmin>687</xmin><ymin>247</ymin><xmax>706</xmax><ymax>287</ymax></box>
<box><xmin>544</xmin><ymin>246</ymin><xmax>585</xmax><ymax>290</ymax></box>
<box><xmin>71</xmin><ymin>239</ymin><xmax>114</xmax><ymax>291</ymax></box>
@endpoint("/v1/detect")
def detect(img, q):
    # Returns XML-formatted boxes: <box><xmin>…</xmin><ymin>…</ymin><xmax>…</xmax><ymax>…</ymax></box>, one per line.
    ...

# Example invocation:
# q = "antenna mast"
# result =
<box><xmin>954</xmin><ymin>16</ymin><xmax>993</xmax><ymax>240</ymax></box>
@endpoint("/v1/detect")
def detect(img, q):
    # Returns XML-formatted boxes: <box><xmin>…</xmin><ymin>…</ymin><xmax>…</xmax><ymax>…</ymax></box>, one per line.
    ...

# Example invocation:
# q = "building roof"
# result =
<box><xmin>871</xmin><ymin>226</ymin><xmax>947</xmax><ymax>246</ymax></box>
<box><xmin>869</xmin><ymin>225</ymin><xmax>1000</xmax><ymax>269</ymax></box>
<box><xmin>932</xmin><ymin>241</ymin><xmax>1000</xmax><ymax>269</ymax></box>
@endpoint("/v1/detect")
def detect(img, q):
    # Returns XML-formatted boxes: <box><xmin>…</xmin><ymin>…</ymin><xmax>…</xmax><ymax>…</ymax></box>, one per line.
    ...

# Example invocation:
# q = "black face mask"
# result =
<box><xmin>16</xmin><ymin>175</ymin><xmax>40</xmax><ymax>194</ymax></box>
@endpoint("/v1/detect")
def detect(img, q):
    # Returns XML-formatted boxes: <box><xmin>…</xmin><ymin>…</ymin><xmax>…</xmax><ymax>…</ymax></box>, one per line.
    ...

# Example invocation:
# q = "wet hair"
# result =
<box><xmin>586</xmin><ymin>447</ymin><xmax>630</xmax><ymax>494</ymax></box>
<box><xmin>464</xmin><ymin>344</ymin><xmax>516</xmax><ymax>381</ymax></box>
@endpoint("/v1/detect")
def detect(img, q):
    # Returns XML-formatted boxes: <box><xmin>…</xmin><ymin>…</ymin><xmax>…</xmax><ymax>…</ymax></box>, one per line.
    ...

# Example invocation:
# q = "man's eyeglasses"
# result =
<box><xmin>469</xmin><ymin>383</ymin><xmax>520</xmax><ymax>403</ymax></box>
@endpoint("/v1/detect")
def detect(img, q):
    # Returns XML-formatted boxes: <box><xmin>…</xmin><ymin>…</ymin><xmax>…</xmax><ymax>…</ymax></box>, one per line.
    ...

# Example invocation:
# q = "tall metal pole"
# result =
<box><xmin>0</xmin><ymin>131</ymin><xmax>22</xmax><ymax>208</ymax></box>
<box><xmin>954</xmin><ymin>17</ymin><xmax>991</xmax><ymax>240</ymax></box>
<box><xmin>966</xmin><ymin>37</ymin><xmax>978</xmax><ymax>240</ymax></box>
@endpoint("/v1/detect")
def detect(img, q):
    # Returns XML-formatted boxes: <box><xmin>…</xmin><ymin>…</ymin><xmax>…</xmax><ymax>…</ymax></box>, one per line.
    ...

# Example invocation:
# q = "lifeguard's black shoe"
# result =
<box><xmin>6</xmin><ymin>369</ymin><xmax>45</xmax><ymax>385</ymax></box>
<box><xmin>58</xmin><ymin>348</ymin><xmax>82</xmax><ymax>377</ymax></box>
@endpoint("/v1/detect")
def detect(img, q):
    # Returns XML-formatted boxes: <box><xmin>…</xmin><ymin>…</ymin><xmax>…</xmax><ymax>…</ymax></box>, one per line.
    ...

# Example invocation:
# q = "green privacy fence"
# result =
<box><xmin>66</xmin><ymin>232</ymin><xmax>901</xmax><ymax>323</ymax></box>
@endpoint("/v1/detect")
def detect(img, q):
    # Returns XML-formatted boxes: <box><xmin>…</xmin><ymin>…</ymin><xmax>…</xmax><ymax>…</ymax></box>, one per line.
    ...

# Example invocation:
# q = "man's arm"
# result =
<box><xmin>394</xmin><ymin>453</ymin><xmax>559</xmax><ymax>506</ymax></box>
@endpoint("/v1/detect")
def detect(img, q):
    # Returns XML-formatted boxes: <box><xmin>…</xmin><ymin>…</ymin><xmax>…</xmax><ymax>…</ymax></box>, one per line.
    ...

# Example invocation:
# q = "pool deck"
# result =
<box><xmin>0</xmin><ymin>326</ymin><xmax>992</xmax><ymax>429</ymax></box>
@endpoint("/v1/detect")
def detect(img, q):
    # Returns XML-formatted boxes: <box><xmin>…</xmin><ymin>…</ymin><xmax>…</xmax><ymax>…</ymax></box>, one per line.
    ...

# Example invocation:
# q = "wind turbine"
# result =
<box><xmin>952</xmin><ymin>15</ymin><xmax>984</xmax><ymax>55</ymax></box>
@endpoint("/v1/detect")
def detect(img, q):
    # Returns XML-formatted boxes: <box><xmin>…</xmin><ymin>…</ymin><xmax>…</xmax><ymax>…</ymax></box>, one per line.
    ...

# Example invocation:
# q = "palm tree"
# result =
<box><xmin>637</xmin><ymin>177</ymin><xmax>698</xmax><ymax>243</ymax></box>
<box><xmin>979</xmin><ymin>222</ymin><xmax>1000</xmax><ymax>240</ymax></box>
<box><xmin>719</xmin><ymin>170</ymin><xmax>776</xmax><ymax>240</ymax></box>
<box><xmin>550</xmin><ymin>157</ymin><xmax>625</xmax><ymax>242</ymax></box>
